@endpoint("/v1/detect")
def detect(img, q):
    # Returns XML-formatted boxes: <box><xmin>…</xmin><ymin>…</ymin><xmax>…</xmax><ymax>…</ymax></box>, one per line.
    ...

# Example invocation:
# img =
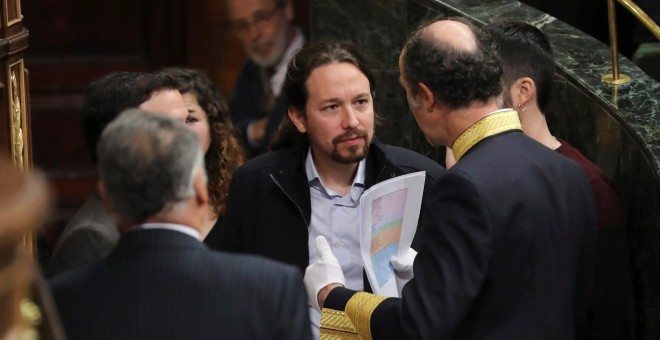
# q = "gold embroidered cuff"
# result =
<box><xmin>321</xmin><ymin>308</ymin><xmax>358</xmax><ymax>338</ymax></box>
<box><xmin>320</xmin><ymin>292</ymin><xmax>387</xmax><ymax>339</ymax></box>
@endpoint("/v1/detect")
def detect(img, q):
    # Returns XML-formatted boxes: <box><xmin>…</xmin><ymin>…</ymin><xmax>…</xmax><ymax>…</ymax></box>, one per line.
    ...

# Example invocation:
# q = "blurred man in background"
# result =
<box><xmin>225</xmin><ymin>0</ymin><xmax>305</xmax><ymax>157</ymax></box>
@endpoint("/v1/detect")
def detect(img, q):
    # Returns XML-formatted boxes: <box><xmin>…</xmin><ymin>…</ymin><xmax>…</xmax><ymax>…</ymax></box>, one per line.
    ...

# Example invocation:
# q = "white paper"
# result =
<box><xmin>360</xmin><ymin>171</ymin><xmax>426</xmax><ymax>297</ymax></box>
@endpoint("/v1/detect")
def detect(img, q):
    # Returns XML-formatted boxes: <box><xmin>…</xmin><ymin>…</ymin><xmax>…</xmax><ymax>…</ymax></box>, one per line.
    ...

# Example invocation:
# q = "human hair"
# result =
<box><xmin>271</xmin><ymin>39</ymin><xmax>376</xmax><ymax>150</ymax></box>
<box><xmin>81</xmin><ymin>72</ymin><xmax>179</xmax><ymax>162</ymax></box>
<box><xmin>401</xmin><ymin>17</ymin><xmax>502</xmax><ymax>109</ymax></box>
<box><xmin>97</xmin><ymin>109</ymin><xmax>204</xmax><ymax>223</ymax></box>
<box><xmin>486</xmin><ymin>21</ymin><xmax>555</xmax><ymax>112</ymax></box>
<box><xmin>159</xmin><ymin>67</ymin><xmax>245</xmax><ymax>216</ymax></box>
<box><xmin>224</xmin><ymin>0</ymin><xmax>287</xmax><ymax>10</ymax></box>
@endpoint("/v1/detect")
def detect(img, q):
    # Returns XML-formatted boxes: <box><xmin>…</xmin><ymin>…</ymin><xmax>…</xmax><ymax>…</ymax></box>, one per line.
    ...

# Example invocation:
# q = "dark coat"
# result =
<box><xmin>50</xmin><ymin>229</ymin><xmax>311</xmax><ymax>340</ymax></box>
<box><xmin>208</xmin><ymin>139</ymin><xmax>444</xmax><ymax>275</ymax></box>
<box><xmin>326</xmin><ymin>130</ymin><xmax>597</xmax><ymax>339</ymax></box>
<box><xmin>229</xmin><ymin>60</ymin><xmax>287</xmax><ymax>158</ymax></box>
<box><xmin>47</xmin><ymin>192</ymin><xmax>117</xmax><ymax>277</ymax></box>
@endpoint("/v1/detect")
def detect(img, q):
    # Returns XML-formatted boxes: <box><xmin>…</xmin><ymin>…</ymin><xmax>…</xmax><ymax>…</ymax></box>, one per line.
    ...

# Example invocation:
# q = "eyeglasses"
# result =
<box><xmin>231</xmin><ymin>6</ymin><xmax>282</xmax><ymax>35</ymax></box>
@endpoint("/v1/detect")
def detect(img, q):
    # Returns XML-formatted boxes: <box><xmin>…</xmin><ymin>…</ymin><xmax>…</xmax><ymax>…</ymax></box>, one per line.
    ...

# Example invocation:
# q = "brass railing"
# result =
<box><xmin>603</xmin><ymin>0</ymin><xmax>660</xmax><ymax>84</ymax></box>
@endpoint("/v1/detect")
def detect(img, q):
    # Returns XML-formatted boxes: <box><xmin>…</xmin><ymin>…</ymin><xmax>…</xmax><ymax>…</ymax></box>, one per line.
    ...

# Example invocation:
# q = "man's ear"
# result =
<box><xmin>193</xmin><ymin>168</ymin><xmax>209</xmax><ymax>207</ymax></box>
<box><xmin>516</xmin><ymin>77</ymin><xmax>535</xmax><ymax>106</ymax></box>
<box><xmin>97</xmin><ymin>182</ymin><xmax>113</xmax><ymax>215</ymax></box>
<box><xmin>417</xmin><ymin>82</ymin><xmax>436</xmax><ymax>111</ymax></box>
<box><xmin>288</xmin><ymin>107</ymin><xmax>307</xmax><ymax>133</ymax></box>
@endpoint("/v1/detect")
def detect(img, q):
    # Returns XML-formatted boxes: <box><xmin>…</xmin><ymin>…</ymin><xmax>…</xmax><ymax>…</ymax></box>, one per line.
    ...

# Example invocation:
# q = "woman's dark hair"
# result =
<box><xmin>159</xmin><ymin>67</ymin><xmax>245</xmax><ymax>216</ymax></box>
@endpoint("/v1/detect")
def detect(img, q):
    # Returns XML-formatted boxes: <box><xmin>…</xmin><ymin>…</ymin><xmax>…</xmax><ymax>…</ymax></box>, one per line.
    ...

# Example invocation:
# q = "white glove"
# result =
<box><xmin>304</xmin><ymin>236</ymin><xmax>346</xmax><ymax>312</ymax></box>
<box><xmin>390</xmin><ymin>248</ymin><xmax>417</xmax><ymax>296</ymax></box>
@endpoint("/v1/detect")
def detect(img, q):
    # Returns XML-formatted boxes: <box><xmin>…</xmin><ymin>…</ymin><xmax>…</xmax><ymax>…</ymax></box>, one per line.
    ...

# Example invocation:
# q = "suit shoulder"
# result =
<box><xmin>49</xmin><ymin>263</ymin><xmax>99</xmax><ymax>296</ymax></box>
<box><xmin>210</xmin><ymin>251</ymin><xmax>301</xmax><ymax>280</ymax></box>
<box><xmin>380</xmin><ymin>144</ymin><xmax>444</xmax><ymax>180</ymax></box>
<box><xmin>61</xmin><ymin>195</ymin><xmax>114</xmax><ymax>232</ymax></box>
<box><xmin>48</xmin><ymin>226</ymin><xmax>116</xmax><ymax>277</ymax></box>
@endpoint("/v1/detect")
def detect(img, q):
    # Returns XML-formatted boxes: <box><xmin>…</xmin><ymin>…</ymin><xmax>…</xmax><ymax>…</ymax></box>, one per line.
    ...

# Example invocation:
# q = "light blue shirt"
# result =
<box><xmin>305</xmin><ymin>148</ymin><xmax>367</xmax><ymax>339</ymax></box>
<box><xmin>305</xmin><ymin>149</ymin><xmax>366</xmax><ymax>290</ymax></box>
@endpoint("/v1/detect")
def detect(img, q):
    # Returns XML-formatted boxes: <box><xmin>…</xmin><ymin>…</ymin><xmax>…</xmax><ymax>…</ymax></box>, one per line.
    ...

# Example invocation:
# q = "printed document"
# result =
<box><xmin>360</xmin><ymin>171</ymin><xmax>426</xmax><ymax>297</ymax></box>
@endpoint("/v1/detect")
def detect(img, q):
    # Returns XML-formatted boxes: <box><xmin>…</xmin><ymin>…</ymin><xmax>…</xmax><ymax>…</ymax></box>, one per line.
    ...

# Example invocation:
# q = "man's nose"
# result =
<box><xmin>244</xmin><ymin>23</ymin><xmax>262</xmax><ymax>42</ymax></box>
<box><xmin>341</xmin><ymin>107</ymin><xmax>359</xmax><ymax>130</ymax></box>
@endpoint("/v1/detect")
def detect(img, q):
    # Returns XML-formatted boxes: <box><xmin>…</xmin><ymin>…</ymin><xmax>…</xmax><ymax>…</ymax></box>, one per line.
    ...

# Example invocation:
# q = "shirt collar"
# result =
<box><xmin>304</xmin><ymin>147</ymin><xmax>366</xmax><ymax>197</ymax></box>
<box><xmin>270</xmin><ymin>28</ymin><xmax>305</xmax><ymax>97</ymax></box>
<box><xmin>126</xmin><ymin>223</ymin><xmax>201</xmax><ymax>241</ymax></box>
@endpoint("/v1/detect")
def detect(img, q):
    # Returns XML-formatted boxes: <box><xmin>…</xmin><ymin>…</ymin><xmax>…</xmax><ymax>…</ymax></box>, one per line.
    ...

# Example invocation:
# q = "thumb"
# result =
<box><xmin>315</xmin><ymin>236</ymin><xmax>333</xmax><ymax>261</ymax></box>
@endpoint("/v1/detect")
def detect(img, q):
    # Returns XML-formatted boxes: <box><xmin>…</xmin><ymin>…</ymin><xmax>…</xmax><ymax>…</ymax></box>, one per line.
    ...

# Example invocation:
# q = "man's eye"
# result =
<box><xmin>253</xmin><ymin>13</ymin><xmax>269</xmax><ymax>23</ymax></box>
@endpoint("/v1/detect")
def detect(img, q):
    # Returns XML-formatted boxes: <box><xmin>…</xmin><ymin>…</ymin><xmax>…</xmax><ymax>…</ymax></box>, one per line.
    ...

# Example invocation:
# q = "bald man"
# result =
<box><xmin>304</xmin><ymin>18</ymin><xmax>596</xmax><ymax>339</ymax></box>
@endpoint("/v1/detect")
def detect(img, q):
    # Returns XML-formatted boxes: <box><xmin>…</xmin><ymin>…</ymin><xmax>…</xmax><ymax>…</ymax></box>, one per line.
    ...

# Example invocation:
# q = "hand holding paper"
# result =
<box><xmin>304</xmin><ymin>236</ymin><xmax>345</xmax><ymax>311</ymax></box>
<box><xmin>391</xmin><ymin>248</ymin><xmax>417</xmax><ymax>295</ymax></box>
<box><xmin>360</xmin><ymin>171</ymin><xmax>426</xmax><ymax>297</ymax></box>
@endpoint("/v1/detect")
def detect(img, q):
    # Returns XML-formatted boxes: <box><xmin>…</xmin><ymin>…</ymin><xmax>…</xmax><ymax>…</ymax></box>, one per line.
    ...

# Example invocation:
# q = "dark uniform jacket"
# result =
<box><xmin>209</xmin><ymin>139</ymin><xmax>444</xmax><ymax>275</ymax></box>
<box><xmin>324</xmin><ymin>114</ymin><xmax>597</xmax><ymax>340</ymax></box>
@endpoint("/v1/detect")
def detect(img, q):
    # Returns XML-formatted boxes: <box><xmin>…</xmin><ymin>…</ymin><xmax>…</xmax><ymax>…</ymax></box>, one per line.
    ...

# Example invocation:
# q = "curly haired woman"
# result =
<box><xmin>160</xmin><ymin>67</ymin><xmax>245</xmax><ymax>242</ymax></box>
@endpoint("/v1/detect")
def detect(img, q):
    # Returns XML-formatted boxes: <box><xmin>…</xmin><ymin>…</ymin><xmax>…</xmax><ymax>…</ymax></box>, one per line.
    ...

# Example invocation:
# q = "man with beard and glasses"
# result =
<box><xmin>210</xmin><ymin>39</ymin><xmax>444</xmax><ymax>338</ymax></box>
<box><xmin>225</xmin><ymin>0</ymin><xmax>305</xmax><ymax>157</ymax></box>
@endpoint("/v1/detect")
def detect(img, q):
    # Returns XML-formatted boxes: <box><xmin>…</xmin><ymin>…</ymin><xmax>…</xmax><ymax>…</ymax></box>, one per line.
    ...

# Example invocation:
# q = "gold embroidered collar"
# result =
<box><xmin>451</xmin><ymin>109</ymin><xmax>522</xmax><ymax>161</ymax></box>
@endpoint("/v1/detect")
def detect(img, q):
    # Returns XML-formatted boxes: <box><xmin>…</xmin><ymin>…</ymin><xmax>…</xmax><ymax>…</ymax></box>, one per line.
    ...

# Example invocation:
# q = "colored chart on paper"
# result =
<box><xmin>370</xmin><ymin>188</ymin><xmax>408</xmax><ymax>287</ymax></box>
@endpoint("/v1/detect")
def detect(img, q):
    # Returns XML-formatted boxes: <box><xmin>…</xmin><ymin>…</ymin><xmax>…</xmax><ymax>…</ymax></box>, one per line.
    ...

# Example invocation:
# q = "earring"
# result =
<box><xmin>518</xmin><ymin>103</ymin><xmax>526</xmax><ymax>112</ymax></box>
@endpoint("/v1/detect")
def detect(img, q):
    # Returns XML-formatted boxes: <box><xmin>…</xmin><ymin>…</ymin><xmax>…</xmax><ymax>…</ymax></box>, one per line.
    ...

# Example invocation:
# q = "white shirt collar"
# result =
<box><xmin>127</xmin><ymin>223</ymin><xmax>201</xmax><ymax>241</ymax></box>
<box><xmin>270</xmin><ymin>28</ymin><xmax>305</xmax><ymax>97</ymax></box>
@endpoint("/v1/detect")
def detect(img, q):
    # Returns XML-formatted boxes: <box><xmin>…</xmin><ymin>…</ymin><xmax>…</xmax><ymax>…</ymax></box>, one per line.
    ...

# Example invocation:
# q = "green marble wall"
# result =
<box><xmin>311</xmin><ymin>0</ymin><xmax>660</xmax><ymax>338</ymax></box>
<box><xmin>311</xmin><ymin>0</ymin><xmax>440</xmax><ymax>161</ymax></box>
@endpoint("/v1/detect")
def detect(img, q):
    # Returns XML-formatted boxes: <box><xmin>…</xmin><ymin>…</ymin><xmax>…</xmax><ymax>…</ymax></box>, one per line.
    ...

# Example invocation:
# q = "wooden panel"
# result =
<box><xmin>24</xmin><ymin>0</ymin><xmax>186</xmax><ymax>92</ymax></box>
<box><xmin>5</xmin><ymin>0</ymin><xmax>22</xmax><ymax>28</ymax></box>
<box><xmin>23</xmin><ymin>0</ymin><xmax>186</xmax><ymax>250</ymax></box>
<box><xmin>8</xmin><ymin>59</ymin><xmax>28</xmax><ymax>171</ymax></box>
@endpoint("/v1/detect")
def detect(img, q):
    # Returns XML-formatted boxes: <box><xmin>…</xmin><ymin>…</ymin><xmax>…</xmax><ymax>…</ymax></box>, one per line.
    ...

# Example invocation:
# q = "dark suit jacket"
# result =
<box><xmin>229</xmin><ymin>60</ymin><xmax>287</xmax><ymax>158</ymax></box>
<box><xmin>326</xmin><ymin>130</ymin><xmax>596</xmax><ymax>339</ymax></box>
<box><xmin>47</xmin><ymin>191</ymin><xmax>117</xmax><ymax>277</ymax></box>
<box><xmin>50</xmin><ymin>228</ymin><xmax>311</xmax><ymax>340</ymax></box>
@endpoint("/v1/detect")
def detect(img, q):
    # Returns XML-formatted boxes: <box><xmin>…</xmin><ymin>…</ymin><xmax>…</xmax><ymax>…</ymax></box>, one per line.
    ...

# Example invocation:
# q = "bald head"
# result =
<box><xmin>425</xmin><ymin>20</ymin><xmax>478</xmax><ymax>52</ymax></box>
<box><xmin>400</xmin><ymin>18</ymin><xmax>502</xmax><ymax>109</ymax></box>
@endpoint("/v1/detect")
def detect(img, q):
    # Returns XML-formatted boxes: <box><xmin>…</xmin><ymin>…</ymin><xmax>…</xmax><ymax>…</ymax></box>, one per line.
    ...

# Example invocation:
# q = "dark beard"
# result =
<box><xmin>330</xmin><ymin>129</ymin><xmax>371</xmax><ymax>164</ymax></box>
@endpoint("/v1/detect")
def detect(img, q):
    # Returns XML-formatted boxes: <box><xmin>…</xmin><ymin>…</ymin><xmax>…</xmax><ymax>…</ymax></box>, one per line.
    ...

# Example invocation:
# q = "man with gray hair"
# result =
<box><xmin>49</xmin><ymin>109</ymin><xmax>311</xmax><ymax>340</ymax></box>
<box><xmin>225</xmin><ymin>0</ymin><xmax>305</xmax><ymax>157</ymax></box>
